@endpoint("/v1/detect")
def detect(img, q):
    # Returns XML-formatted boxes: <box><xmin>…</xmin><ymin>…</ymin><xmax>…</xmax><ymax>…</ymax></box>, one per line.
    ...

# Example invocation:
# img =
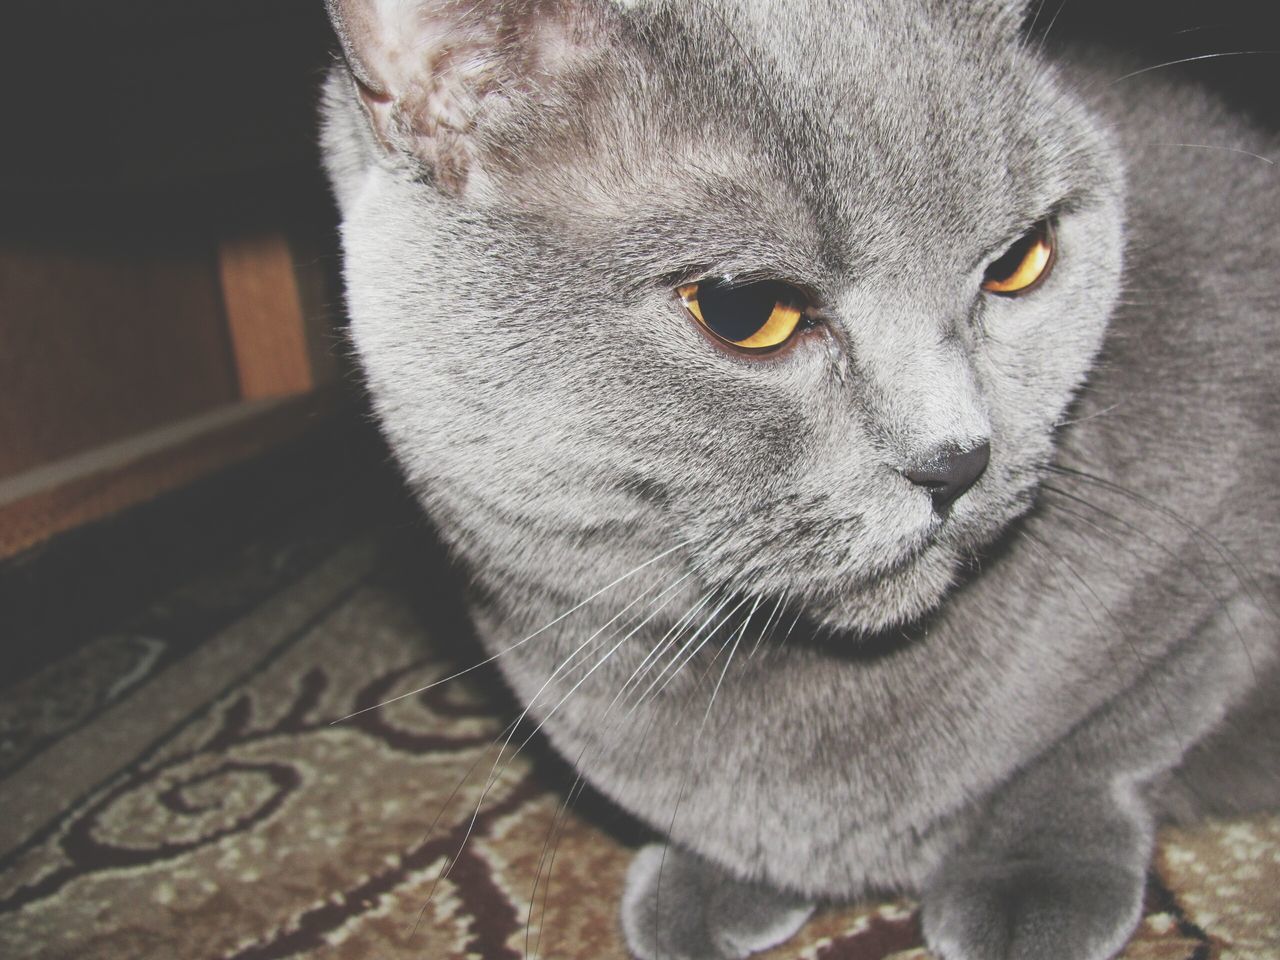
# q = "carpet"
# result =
<box><xmin>3</xmin><ymin>520</ymin><xmax>1278</xmax><ymax>960</ymax></box>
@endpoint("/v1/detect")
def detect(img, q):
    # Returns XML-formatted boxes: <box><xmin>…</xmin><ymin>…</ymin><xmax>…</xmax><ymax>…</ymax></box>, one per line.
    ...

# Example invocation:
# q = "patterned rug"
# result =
<box><xmin>3</xmin><ymin>521</ymin><xmax>1279</xmax><ymax>960</ymax></box>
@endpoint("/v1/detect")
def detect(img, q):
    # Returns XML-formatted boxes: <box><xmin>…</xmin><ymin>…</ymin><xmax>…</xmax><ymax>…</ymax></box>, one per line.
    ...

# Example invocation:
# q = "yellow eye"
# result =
<box><xmin>982</xmin><ymin>220</ymin><xmax>1056</xmax><ymax>296</ymax></box>
<box><xmin>677</xmin><ymin>278</ymin><xmax>807</xmax><ymax>351</ymax></box>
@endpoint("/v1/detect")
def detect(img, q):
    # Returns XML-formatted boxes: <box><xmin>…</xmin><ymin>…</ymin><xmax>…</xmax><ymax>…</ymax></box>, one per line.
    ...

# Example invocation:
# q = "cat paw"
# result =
<box><xmin>620</xmin><ymin>844</ymin><xmax>814</xmax><ymax>960</ymax></box>
<box><xmin>921</xmin><ymin>856</ymin><xmax>1145</xmax><ymax>960</ymax></box>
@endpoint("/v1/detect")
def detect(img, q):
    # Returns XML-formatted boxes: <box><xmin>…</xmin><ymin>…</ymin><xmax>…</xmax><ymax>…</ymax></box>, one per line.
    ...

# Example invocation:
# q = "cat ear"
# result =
<box><xmin>325</xmin><ymin>0</ymin><xmax>604</xmax><ymax>191</ymax></box>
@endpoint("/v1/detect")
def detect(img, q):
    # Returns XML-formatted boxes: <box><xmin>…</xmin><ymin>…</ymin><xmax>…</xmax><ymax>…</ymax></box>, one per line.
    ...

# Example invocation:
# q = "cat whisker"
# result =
<box><xmin>1023</xmin><ymin>0</ymin><xmax>1050</xmax><ymax>42</ymax></box>
<box><xmin>683</xmin><ymin>595</ymin><xmax>758</xmax><ymax>700</ymax></box>
<box><xmin>623</xmin><ymin>588</ymin><xmax>738</xmax><ymax>714</ymax></box>
<box><xmin>1032</xmin><ymin>0</ymin><xmax>1071</xmax><ymax>59</ymax></box>
<box><xmin>331</xmin><ymin>538</ymin><xmax>692</xmax><ymax>724</ymax></box>
<box><xmin>655</xmin><ymin>596</ymin><xmax>767</xmax><ymax>943</ymax></box>
<box><xmin>749</xmin><ymin>592</ymin><xmax>789</xmax><ymax>658</ymax></box>
<box><xmin>684</xmin><ymin>0</ymin><xmax>794</xmax><ymax>160</ymax></box>
<box><xmin>408</xmin><ymin>714</ymin><xmax>521</xmax><ymax>938</ymax></box>
<box><xmin>512</xmin><ymin>578</ymin><xmax>695</xmax><ymax>760</ymax></box>
<box><xmin>634</xmin><ymin>593</ymin><xmax>754</xmax><ymax>713</ymax></box>
<box><xmin>703</xmin><ymin>599</ymin><xmax>755</xmax><ymax>723</ymax></box>
<box><xmin>1046</xmin><ymin>464</ymin><xmax>1277</xmax><ymax>626</ymax></box>
<box><xmin>774</xmin><ymin>599</ymin><xmax>809</xmax><ymax>657</ymax></box>
<box><xmin>1108</xmin><ymin>50</ymin><xmax>1277</xmax><ymax>86</ymax></box>
<box><xmin>523</xmin><ymin>583</ymin><xmax>731</xmax><ymax>956</ymax></box>
<box><xmin>525</xmin><ymin>755</ymin><xmax>587</xmax><ymax>960</ymax></box>
<box><xmin>503</xmin><ymin>586</ymin><xmax>729</xmax><ymax>952</ymax></box>
<box><xmin>653</xmin><ymin>647</ymin><xmax>736</xmax><ymax>946</ymax></box>
<box><xmin>411</xmin><ymin>567</ymin><xmax>693</xmax><ymax>931</ymax></box>
<box><xmin>487</xmin><ymin>575</ymin><xmax>697</xmax><ymax>813</ymax></box>
<box><xmin>1040</xmin><ymin>480</ymin><xmax>1261</xmax><ymax>684</ymax></box>
<box><xmin>1020</xmin><ymin>526</ymin><xmax>1190</xmax><ymax>760</ymax></box>
<box><xmin>1146</xmin><ymin>142</ymin><xmax>1275</xmax><ymax>165</ymax></box>
<box><xmin>532</xmin><ymin>772</ymin><xmax>590</xmax><ymax>960</ymax></box>
<box><xmin>1053</xmin><ymin>400</ymin><xmax>1126</xmax><ymax>428</ymax></box>
<box><xmin>611</xmin><ymin>584</ymin><xmax>723</xmax><ymax>712</ymax></box>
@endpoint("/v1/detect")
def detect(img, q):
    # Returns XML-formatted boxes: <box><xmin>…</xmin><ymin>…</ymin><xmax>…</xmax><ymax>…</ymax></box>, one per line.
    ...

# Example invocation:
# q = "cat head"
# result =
<box><xmin>322</xmin><ymin>0</ymin><xmax>1125</xmax><ymax>637</ymax></box>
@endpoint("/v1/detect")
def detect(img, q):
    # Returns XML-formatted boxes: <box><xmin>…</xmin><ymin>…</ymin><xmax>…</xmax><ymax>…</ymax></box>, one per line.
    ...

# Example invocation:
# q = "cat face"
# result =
<box><xmin>324</xmin><ymin>0</ymin><xmax>1126</xmax><ymax>636</ymax></box>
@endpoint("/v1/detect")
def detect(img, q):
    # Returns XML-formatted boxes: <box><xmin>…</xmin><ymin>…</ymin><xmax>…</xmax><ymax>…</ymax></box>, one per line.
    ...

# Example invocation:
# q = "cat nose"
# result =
<box><xmin>903</xmin><ymin>441</ymin><xmax>990</xmax><ymax>516</ymax></box>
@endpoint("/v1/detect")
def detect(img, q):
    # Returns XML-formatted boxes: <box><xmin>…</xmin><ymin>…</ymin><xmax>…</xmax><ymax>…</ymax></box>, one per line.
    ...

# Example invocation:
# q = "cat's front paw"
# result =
<box><xmin>620</xmin><ymin>844</ymin><xmax>813</xmax><ymax>960</ymax></box>
<box><xmin>921</xmin><ymin>856</ymin><xmax>1145</xmax><ymax>960</ymax></box>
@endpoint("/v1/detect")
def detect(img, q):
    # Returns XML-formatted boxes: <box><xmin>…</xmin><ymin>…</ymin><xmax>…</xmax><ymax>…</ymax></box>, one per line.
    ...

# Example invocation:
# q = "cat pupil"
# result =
<box><xmin>986</xmin><ymin>230</ymin><xmax>1037</xmax><ymax>283</ymax></box>
<box><xmin>698</xmin><ymin>279</ymin><xmax>796</xmax><ymax>342</ymax></box>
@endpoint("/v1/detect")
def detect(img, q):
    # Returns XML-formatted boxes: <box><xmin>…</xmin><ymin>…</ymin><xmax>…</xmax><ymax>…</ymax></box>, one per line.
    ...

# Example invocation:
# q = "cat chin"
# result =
<box><xmin>803</xmin><ymin>541</ymin><xmax>960</xmax><ymax>639</ymax></box>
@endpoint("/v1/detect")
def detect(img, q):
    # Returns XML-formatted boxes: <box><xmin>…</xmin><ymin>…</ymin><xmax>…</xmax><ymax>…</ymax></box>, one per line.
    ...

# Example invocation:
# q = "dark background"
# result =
<box><xmin>1045</xmin><ymin>0</ymin><xmax>1280</xmax><ymax>127</ymax></box>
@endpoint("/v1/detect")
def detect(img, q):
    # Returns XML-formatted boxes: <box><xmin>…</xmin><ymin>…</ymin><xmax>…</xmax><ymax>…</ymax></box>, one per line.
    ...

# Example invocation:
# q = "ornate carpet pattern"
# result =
<box><xmin>2</xmin><ymin>532</ymin><xmax>1278</xmax><ymax>960</ymax></box>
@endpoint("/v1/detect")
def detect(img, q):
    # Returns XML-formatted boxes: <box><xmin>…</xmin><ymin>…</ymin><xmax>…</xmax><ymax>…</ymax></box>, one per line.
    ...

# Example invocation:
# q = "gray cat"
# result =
<box><xmin>319</xmin><ymin>1</ymin><xmax>1280</xmax><ymax>957</ymax></box>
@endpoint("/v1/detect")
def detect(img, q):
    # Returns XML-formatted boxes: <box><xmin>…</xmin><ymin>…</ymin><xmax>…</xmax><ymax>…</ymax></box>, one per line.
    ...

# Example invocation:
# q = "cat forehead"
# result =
<box><xmin>646</xmin><ymin>0</ymin><xmax>1057</xmax><ymax>171</ymax></box>
<box><xmin>491</xmin><ymin>0</ymin><xmax>1095</xmax><ymax>275</ymax></box>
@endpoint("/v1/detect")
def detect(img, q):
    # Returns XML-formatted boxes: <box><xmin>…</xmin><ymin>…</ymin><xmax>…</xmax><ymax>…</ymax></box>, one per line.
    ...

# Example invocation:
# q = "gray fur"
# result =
<box><xmin>319</xmin><ymin>1</ymin><xmax>1280</xmax><ymax>958</ymax></box>
<box><xmin>622</xmin><ymin>844</ymin><xmax>813</xmax><ymax>959</ymax></box>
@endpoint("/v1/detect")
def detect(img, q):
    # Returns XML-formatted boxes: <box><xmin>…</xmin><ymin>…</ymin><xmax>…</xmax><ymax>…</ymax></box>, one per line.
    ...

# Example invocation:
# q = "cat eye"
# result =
<box><xmin>676</xmin><ymin>278</ymin><xmax>808</xmax><ymax>352</ymax></box>
<box><xmin>981</xmin><ymin>220</ymin><xmax>1056</xmax><ymax>296</ymax></box>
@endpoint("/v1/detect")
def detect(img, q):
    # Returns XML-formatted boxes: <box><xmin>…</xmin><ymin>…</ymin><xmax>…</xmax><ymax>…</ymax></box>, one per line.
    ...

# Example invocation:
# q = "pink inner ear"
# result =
<box><xmin>328</xmin><ymin>0</ymin><xmax>604</xmax><ymax>190</ymax></box>
<box><xmin>352</xmin><ymin>74</ymin><xmax>394</xmax><ymax>107</ymax></box>
<box><xmin>520</xmin><ymin>10</ymin><xmax>586</xmax><ymax>76</ymax></box>
<box><xmin>332</xmin><ymin>0</ymin><xmax>593</xmax><ymax>102</ymax></box>
<box><xmin>332</xmin><ymin>0</ymin><xmax>504</xmax><ymax>97</ymax></box>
